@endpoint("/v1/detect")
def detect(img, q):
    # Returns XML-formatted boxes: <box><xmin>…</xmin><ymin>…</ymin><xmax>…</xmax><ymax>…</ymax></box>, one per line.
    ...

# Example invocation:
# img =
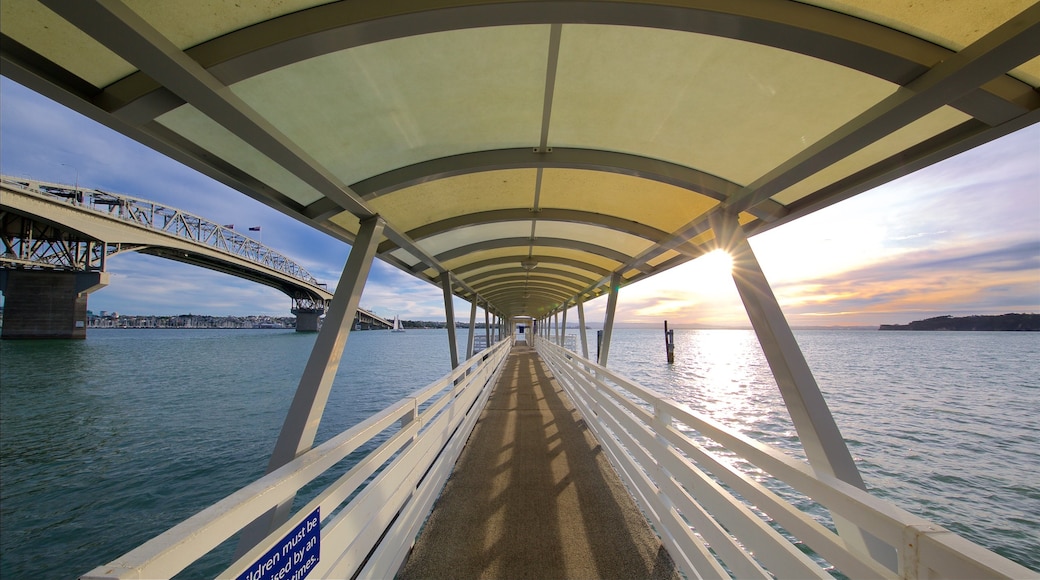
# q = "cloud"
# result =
<box><xmin>768</xmin><ymin>240</ymin><xmax>1040</xmax><ymax>325</ymax></box>
<box><xmin>87</xmin><ymin>254</ymin><xmax>289</xmax><ymax>316</ymax></box>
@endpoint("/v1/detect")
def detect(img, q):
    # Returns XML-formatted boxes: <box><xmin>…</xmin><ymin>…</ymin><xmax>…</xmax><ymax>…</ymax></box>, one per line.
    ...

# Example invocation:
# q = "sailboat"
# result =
<box><xmin>391</xmin><ymin>315</ymin><xmax>405</xmax><ymax>332</ymax></box>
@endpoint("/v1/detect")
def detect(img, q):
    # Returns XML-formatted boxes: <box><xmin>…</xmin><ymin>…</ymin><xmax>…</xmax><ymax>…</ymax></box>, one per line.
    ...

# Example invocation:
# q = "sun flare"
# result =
<box><xmin>694</xmin><ymin>249</ymin><xmax>735</xmax><ymax>296</ymax></box>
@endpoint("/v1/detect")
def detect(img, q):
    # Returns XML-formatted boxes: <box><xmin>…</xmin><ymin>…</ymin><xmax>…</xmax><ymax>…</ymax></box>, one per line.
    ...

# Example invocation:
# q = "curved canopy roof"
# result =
<box><xmin>3</xmin><ymin>1</ymin><xmax>1038</xmax><ymax>318</ymax></box>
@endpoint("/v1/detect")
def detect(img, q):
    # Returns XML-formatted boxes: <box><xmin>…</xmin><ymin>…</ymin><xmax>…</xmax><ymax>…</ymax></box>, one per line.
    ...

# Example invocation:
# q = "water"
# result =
<box><xmin>598</xmin><ymin>329</ymin><xmax>1040</xmax><ymax>571</ymax></box>
<box><xmin>2</xmin><ymin>328</ymin><xmax>1037</xmax><ymax>577</ymax></box>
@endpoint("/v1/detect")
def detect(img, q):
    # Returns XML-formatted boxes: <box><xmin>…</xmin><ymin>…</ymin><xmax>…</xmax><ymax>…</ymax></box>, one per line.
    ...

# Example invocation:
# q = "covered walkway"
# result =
<box><xmin>399</xmin><ymin>345</ymin><xmax>678</xmax><ymax>579</ymax></box>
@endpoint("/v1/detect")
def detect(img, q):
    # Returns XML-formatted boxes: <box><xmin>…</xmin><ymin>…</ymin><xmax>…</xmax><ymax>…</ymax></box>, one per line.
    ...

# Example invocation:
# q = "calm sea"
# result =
<box><xmin>1</xmin><ymin>328</ymin><xmax>1037</xmax><ymax>577</ymax></box>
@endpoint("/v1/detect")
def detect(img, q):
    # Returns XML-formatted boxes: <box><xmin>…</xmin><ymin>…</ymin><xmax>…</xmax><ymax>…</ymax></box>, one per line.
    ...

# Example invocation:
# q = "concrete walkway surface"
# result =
<box><xmin>398</xmin><ymin>345</ymin><xmax>678</xmax><ymax>579</ymax></box>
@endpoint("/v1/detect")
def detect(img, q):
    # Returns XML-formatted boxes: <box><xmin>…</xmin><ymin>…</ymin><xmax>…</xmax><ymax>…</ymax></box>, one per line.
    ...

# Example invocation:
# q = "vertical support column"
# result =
<box><xmin>0</xmin><ymin>270</ymin><xmax>109</xmax><ymax>339</ymax></box>
<box><xmin>598</xmin><ymin>273</ymin><xmax>621</xmax><ymax>367</ymax></box>
<box><xmin>577</xmin><ymin>297</ymin><xmax>589</xmax><ymax>359</ymax></box>
<box><xmin>239</xmin><ymin>216</ymin><xmax>384</xmax><ymax>551</ymax></box>
<box><xmin>484</xmin><ymin>305</ymin><xmax>491</xmax><ymax>350</ymax></box>
<box><xmin>292</xmin><ymin>309</ymin><xmax>321</xmax><ymax>332</ymax></box>
<box><xmin>709</xmin><ymin>211</ymin><xmax>895</xmax><ymax>568</ymax></box>
<box><xmin>466</xmin><ymin>298</ymin><xmax>478</xmax><ymax>359</ymax></box>
<box><xmin>441</xmin><ymin>272</ymin><xmax>459</xmax><ymax>369</ymax></box>
<box><xmin>561</xmin><ymin>306</ymin><xmax>568</xmax><ymax>350</ymax></box>
<box><xmin>554</xmin><ymin>311</ymin><xmax>560</xmax><ymax>345</ymax></box>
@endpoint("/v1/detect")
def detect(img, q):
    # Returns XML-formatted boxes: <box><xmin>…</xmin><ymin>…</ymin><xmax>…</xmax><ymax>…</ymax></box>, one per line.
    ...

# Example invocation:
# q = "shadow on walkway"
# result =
<box><xmin>398</xmin><ymin>345</ymin><xmax>678</xmax><ymax>579</ymax></box>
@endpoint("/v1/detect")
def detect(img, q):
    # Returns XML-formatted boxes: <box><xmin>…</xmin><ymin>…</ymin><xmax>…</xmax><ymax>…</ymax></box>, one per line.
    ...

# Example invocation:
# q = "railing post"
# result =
<box><xmin>651</xmin><ymin>403</ymin><xmax>677</xmax><ymax>519</ymax></box>
<box><xmin>236</xmin><ymin>216</ymin><xmax>384</xmax><ymax>555</ymax></box>
<box><xmin>598</xmin><ymin>273</ymin><xmax>621</xmax><ymax>367</ymax></box>
<box><xmin>709</xmin><ymin>210</ymin><xmax>896</xmax><ymax>569</ymax></box>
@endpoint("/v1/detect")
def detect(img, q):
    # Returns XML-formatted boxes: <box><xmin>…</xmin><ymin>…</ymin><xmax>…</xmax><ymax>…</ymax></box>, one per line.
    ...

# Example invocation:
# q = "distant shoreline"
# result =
<box><xmin>879</xmin><ymin>313</ymin><xmax>1039</xmax><ymax>331</ymax></box>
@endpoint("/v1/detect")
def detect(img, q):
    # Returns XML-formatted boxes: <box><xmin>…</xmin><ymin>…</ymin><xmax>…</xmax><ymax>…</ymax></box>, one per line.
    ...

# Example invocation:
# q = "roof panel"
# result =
<box><xmin>156</xmin><ymin>104</ymin><xmax>325</xmax><ymax>206</ymax></box>
<box><xmin>802</xmin><ymin>1</ymin><xmax>1040</xmax><ymax>85</ymax></box>
<box><xmin>549</xmin><ymin>25</ymin><xmax>899</xmax><ymax>186</ymax></box>
<box><xmin>771</xmin><ymin>105</ymin><xmax>971</xmax><ymax>205</ymax></box>
<box><xmin>231</xmin><ymin>26</ymin><xmax>550</xmax><ymax>185</ymax></box>
<box><xmin>126</xmin><ymin>0</ymin><xmax>334</xmax><ymax>53</ymax></box>
<box><xmin>369</xmin><ymin>170</ymin><xmax>537</xmax><ymax>233</ymax></box>
<box><xmin>535</xmin><ymin>222</ymin><xmax>653</xmax><ymax>256</ymax></box>
<box><xmin>1</xmin><ymin>0</ymin><xmax>134</xmax><ymax>87</ymax></box>
<box><xmin>418</xmin><ymin>222</ymin><xmax>532</xmax><ymax>258</ymax></box>
<box><xmin>539</xmin><ymin>169</ymin><xmax>720</xmax><ymax>234</ymax></box>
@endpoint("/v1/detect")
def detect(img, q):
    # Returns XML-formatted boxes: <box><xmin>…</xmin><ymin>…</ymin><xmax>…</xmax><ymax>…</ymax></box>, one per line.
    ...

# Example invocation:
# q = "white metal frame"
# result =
<box><xmin>441</xmin><ymin>271</ymin><xmax>459</xmax><ymax>368</ymax></box>
<box><xmin>233</xmin><ymin>217</ymin><xmax>384</xmax><ymax>553</ymax></box>
<box><xmin>598</xmin><ymin>272</ymin><xmax>621</xmax><ymax>366</ymax></box>
<box><xmin>533</xmin><ymin>336</ymin><xmax>1034</xmax><ymax>580</ymax></box>
<box><xmin>82</xmin><ymin>338</ymin><xmax>512</xmax><ymax>580</ymax></box>
<box><xmin>710</xmin><ymin>211</ymin><xmax>894</xmax><ymax>566</ymax></box>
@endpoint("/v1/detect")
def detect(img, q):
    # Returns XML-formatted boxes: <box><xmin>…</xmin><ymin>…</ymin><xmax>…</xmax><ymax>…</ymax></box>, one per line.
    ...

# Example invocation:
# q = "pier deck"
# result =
<box><xmin>399</xmin><ymin>345</ymin><xmax>679</xmax><ymax>579</ymax></box>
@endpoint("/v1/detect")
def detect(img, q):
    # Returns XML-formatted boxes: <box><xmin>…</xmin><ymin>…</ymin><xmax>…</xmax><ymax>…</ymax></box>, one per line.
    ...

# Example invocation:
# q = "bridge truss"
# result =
<box><xmin>0</xmin><ymin>210</ymin><xmax>139</xmax><ymax>271</ymax></box>
<box><xmin>2</xmin><ymin>176</ymin><xmax>325</xmax><ymax>290</ymax></box>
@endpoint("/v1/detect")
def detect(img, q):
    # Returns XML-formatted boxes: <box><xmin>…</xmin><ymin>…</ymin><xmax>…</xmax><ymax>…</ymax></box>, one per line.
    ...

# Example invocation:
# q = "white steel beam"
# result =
<box><xmin>577</xmin><ymin>298</ymin><xmax>589</xmax><ymax>359</ymax></box>
<box><xmin>709</xmin><ymin>211</ymin><xmax>895</xmax><ymax>568</ymax></box>
<box><xmin>238</xmin><ymin>216</ymin><xmax>384</xmax><ymax>552</ymax></box>
<box><xmin>442</xmin><ymin>272</ymin><xmax>459</xmax><ymax>368</ymax></box>
<box><xmin>484</xmin><ymin>304</ymin><xmax>491</xmax><ymax>350</ymax></box>
<box><xmin>561</xmin><ymin>306</ymin><xmax>568</xmax><ymax>348</ymax></box>
<box><xmin>467</xmin><ymin>299</ymin><xmax>478</xmax><ymax>359</ymax></box>
<box><xmin>598</xmin><ymin>273</ymin><xmax>621</xmax><ymax>367</ymax></box>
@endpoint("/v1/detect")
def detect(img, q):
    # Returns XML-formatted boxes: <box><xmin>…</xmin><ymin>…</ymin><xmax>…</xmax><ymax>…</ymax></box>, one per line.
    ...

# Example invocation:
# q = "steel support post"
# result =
<box><xmin>484</xmin><ymin>305</ymin><xmax>491</xmax><ymax>350</ymax></box>
<box><xmin>238</xmin><ymin>216</ymin><xmax>384</xmax><ymax>553</ymax></box>
<box><xmin>466</xmin><ymin>298</ymin><xmax>478</xmax><ymax>359</ymax></box>
<box><xmin>554</xmin><ymin>311</ymin><xmax>560</xmax><ymax>345</ymax></box>
<box><xmin>598</xmin><ymin>273</ymin><xmax>621</xmax><ymax>367</ymax></box>
<box><xmin>442</xmin><ymin>272</ymin><xmax>459</xmax><ymax>368</ymax></box>
<box><xmin>709</xmin><ymin>211</ymin><xmax>895</xmax><ymax>568</ymax></box>
<box><xmin>561</xmin><ymin>307</ymin><xmax>568</xmax><ymax>349</ymax></box>
<box><xmin>577</xmin><ymin>298</ymin><xmax>589</xmax><ymax>359</ymax></box>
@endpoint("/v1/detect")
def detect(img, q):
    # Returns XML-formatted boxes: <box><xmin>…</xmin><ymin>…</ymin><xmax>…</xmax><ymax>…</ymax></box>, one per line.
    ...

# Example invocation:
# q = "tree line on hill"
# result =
<box><xmin>879</xmin><ymin>313</ymin><xmax>1039</xmax><ymax>331</ymax></box>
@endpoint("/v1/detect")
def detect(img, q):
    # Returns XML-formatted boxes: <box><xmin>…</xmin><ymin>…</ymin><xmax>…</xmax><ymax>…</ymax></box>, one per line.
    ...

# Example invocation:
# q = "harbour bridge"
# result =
<box><xmin>0</xmin><ymin>175</ymin><xmax>392</xmax><ymax>337</ymax></box>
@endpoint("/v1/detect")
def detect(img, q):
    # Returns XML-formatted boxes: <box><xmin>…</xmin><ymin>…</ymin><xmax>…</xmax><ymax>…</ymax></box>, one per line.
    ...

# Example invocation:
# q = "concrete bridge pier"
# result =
<box><xmin>292</xmin><ymin>308</ymin><xmax>322</xmax><ymax>332</ymax></box>
<box><xmin>0</xmin><ymin>270</ymin><xmax>109</xmax><ymax>339</ymax></box>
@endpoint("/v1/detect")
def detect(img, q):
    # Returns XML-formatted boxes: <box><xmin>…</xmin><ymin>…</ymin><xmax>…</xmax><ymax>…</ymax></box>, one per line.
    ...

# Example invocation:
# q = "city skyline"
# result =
<box><xmin>2</xmin><ymin>76</ymin><xmax>1038</xmax><ymax>328</ymax></box>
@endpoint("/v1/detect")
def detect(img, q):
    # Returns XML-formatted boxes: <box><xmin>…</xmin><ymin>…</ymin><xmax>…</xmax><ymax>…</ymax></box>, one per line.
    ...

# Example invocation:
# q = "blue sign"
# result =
<box><xmin>238</xmin><ymin>508</ymin><xmax>320</xmax><ymax>580</ymax></box>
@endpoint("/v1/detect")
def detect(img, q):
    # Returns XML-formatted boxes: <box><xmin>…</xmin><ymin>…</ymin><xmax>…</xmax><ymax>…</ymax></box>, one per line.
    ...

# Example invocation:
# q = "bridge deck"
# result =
<box><xmin>399</xmin><ymin>344</ymin><xmax>679</xmax><ymax>579</ymax></box>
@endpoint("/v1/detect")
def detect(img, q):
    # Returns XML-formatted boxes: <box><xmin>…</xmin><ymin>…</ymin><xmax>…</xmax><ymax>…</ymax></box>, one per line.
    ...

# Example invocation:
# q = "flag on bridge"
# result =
<box><xmin>224</xmin><ymin>224</ymin><xmax>234</xmax><ymax>229</ymax></box>
<box><xmin>249</xmin><ymin>226</ymin><xmax>261</xmax><ymax>231</ymax></box>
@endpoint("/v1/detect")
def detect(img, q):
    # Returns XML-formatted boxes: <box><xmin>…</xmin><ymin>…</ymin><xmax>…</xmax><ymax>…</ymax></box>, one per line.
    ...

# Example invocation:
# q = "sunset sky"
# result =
<box><xmin>2</xmin><ymin>77</ymin><xmax>1038</xmax><ymax>328</ymax></box>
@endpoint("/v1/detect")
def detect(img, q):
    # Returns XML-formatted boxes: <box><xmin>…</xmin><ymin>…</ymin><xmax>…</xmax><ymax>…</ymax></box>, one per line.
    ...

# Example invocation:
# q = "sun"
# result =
<box><xmin>693</xmin><ymin>249</ymin><xmax>735</xmax><ymax>296</ymax></box>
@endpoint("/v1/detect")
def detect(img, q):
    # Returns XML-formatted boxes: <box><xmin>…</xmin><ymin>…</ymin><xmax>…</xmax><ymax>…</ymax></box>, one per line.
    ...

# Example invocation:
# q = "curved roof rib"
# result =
<box><xmin>3</xmin><ymin>0</ymin><xmax>1037</xmax><ymax>317</ymax></box>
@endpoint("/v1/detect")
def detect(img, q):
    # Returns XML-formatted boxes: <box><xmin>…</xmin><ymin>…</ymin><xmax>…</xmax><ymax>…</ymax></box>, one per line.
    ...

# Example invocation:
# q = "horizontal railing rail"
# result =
<box><xmin>81</xmin><ymin>337</ymin><xmax>512</xmax><ymax>580</ymax></box>
<box><xmin>534</xmin><ymin>336</ymin><xmax>1035</xmax><ymax>580</ymax></box>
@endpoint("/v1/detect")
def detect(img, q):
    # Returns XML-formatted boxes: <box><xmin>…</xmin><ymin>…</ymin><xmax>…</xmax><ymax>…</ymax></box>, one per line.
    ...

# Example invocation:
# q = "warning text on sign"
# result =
<box><xmin>237</xmin><ymin>507</ymin><xmax>320</xmax><ymax>580</ymax></box>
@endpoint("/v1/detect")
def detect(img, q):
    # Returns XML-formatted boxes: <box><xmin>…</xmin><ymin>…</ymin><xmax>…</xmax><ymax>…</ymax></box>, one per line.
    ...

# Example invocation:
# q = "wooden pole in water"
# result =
<box><xmin>664</xmin><ymin>320</ymin><xmax>675</xmax><ymax>363</ymax></box>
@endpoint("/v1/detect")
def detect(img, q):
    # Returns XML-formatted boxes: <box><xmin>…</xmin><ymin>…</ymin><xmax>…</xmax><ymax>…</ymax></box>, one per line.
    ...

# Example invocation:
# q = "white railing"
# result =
<box><xmin>82</xmin><ymin>338</ymin><xmax>511</xmax><ymax>580</ymax></box>
<box><xmin>534</xmin><ymin>337</ymin><xmax>1035</xmax><ymax>580</ymax></box>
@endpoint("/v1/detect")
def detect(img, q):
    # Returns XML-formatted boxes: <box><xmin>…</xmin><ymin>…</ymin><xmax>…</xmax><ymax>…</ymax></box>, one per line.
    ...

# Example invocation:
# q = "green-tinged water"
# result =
<box><xmin>1</xmin><ymin>328</ymin><xmax>1037</xmax><ymax>577</ymax></box>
